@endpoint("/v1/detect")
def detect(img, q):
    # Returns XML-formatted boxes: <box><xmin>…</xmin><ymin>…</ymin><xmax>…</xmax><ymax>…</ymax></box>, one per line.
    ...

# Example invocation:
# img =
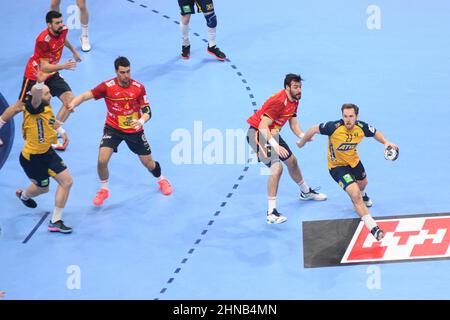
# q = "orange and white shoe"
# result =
<box><xmin>93</xmin><ymin>188</ymin><xmax>109</xmax><ymax>206</ymax></box>
<box><xmin>158</xmin><ymin>178</ymin><xmax>173</xmax><ymax>196</ymax></box>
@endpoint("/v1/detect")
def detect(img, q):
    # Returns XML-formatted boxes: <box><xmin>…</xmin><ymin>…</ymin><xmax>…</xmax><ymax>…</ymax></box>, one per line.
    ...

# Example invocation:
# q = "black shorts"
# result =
<box><xmin>329</xmin><ymin>161</ymin><xmax>367</xmax><ymax>190</ymax></box>
<box><xmin>100</xmin><ymin>124</ymin><xmax>151</xmax><ymax>156</ymax></box>
<box><xmin>18</xmin><ymin>73</ymin><xmax>71</xmax><ymax>103</ymax></box>
<box><xmin>178</xmin><ymin>0</ymin><xmax>214</xmax><ymax>15</ymax></box>
<box><xmin>246</xmin><ymin>126</ymin><xmax>292</xmax><ymax>168</ymax></box>
<box><xmin>19</xmin><ymin>148</ymin><xmax>67</xmax><ymax>188</ymax></box>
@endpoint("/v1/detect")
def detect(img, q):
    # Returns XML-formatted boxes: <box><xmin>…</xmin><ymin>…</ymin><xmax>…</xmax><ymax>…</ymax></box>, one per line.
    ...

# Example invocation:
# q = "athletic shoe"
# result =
<box><xmin>267</xmin><ymin>209</ymin><xmax>287</xmax><ymax>224</ymax></box>
<box><xmin>300</xmin><ymin>188</ymin><xmax>327</xmax><ymax>201</ymax></box>
<box><xmin>371</xmin><ymin>226</ymin><xmax>385</xmax><ymax>241</ymax></box>
<box><xmin>52</xmin><ymin>133</ymin><xmax>67</xmax><ymax>151</ymax></box>
<box><xmin>93</xmin><ymin>188</ymin><xmax>109</xmax><ymax>206</ymax></box>
<box><xmin>206</xmin><ymin>45</ymin><xmax>226</xmax><ymax>61</ymax></box>
<box><xmin>181</xmin><ymin>45</ymin><xmax>190</xmax><ymax>59</ymax></box>
<box><xmin>48</xmin><ymin>220</ymin><xmax>72</xmax><ymax>233</ymax></box>
<box><xmin>80</xmin><ymin>36</ymin><xmax>91</xmax><ymax>52</ymax></box>
<box><xmin>363</xmin><ymin>193</ymin><xmax>373</xmax><ymax>207</ymax></box>
<box><xmin>16</xmin><ymin>189</ymin><xmax>37</xmax><ymax>208</ymax></box>
<box><xmin>158</xmin><ymin>178</ymin><xmax>173</xmax><ymax>196</ymax></box>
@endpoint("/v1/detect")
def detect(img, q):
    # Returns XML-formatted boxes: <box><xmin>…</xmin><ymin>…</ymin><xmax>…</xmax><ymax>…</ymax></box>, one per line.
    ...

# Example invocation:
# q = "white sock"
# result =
<box><xmin>0</xmin><ymin>116</ymin><xmax>6</xmax><ymax>129</ymax></box>
<box><xmin>268</xmin><ymin>197</ymin><xmax>276</xmax><ymax>214</ymax></box>
<box><xmin>361</xmin><ymin>214</ymin><xmax>377</xmax><ymax>231</ymax></box>
<box><xmin>100</xmin><ymin>179</ymin><xmax>108</xmax><ymax>190</ymax></box>
<box><xmin>298</xmin><ymin>180</ymin><xmax>310</xmax><ymax>193</ymax></box>
<box><xmin>207</xmin><ymin>27</ymin><xmax>217</xmax><ymax>47</ymax></box>
<box><xmin>51</xmin><ymin>207</ymin><xmax>64</xmax><ymax>223</ymax></box>
<box><xmin>360</xmin><ymin>189</ymin><xmax>366</xmax><ymax>197</ymax></box>
<box><xmin>81</xmin><ymin>24</ymin><xmax>89</xmax><ymax>37</ymax></box>
<box><xmin>20</xmin><ymin>190</ymin><xmax>30</xmax><ymax>200</ymax></box>
<box><xmin>158</xmin><ymin>175</ymin><xmax>166</xmax><ymax>181</ymax></box>
<box><xmin>181</xmin><ymin>23</ymin><xmax>190</xmax><ymax>46</ymax></box>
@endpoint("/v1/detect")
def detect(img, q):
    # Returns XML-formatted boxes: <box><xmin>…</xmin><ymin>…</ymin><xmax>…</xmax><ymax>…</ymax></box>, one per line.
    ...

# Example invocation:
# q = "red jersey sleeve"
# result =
<box><xmin>262</xmin><ymin>98</ymin><xmax>281</xmax><ymax>121</ymax></box>
<box><xmin>137</xmin><ymin>86</ymin><xmax>150</xmax><ymax>108</ymax></box>
<box><xmin>91</xmin><ymin>82</ymin><xmax>107</xmax><ymax>100</ymax></box>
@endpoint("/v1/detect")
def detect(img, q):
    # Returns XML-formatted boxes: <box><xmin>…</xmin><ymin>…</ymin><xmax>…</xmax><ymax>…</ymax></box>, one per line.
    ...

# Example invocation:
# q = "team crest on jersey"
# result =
<box><xmin>44</xmin><ymin>35</ymin><xmax>51</xmax><ymax>42</ymax></box>
<box><xmin>106</xmin><ymin>79</ymin><xmax>115</xmax><ymax>87</ymax></box>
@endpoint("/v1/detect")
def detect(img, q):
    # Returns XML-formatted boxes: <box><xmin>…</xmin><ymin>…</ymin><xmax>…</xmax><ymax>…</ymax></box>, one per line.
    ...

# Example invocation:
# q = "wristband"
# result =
<box><xmin>35</xmin><ymin>82</ymin><xmax>44</xmax><ymax>90</ymax></box>
<box><xmin>56</xmin><ymin>127</ymin><xmax>66</xmax><ymax>135</ymax></box>
<box><xmin>268</xmin><ymin>137</ymin><xmax>279</xmax><ymax>148</ymax></box>
<box><xmin>299</xmin><ymin>132</ymin><xmax>305</xmax><ymax>139</ymax></box>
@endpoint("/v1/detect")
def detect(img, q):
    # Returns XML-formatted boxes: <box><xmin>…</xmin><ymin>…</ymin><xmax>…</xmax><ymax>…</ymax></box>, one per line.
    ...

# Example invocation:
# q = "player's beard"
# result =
<box><xmin>119</xmin><ymin>78</ymin><xmax>130</xmax><ymax>87</ymax></box>
<box><xmin>290</xmin><ymin>88</ymin><xmax>301</xmax><ymax>101</ymax></box>
<box><xmin>52</xmin><ymin>26</ymin><xmax>63</xmax><ymax>36</ymax></box>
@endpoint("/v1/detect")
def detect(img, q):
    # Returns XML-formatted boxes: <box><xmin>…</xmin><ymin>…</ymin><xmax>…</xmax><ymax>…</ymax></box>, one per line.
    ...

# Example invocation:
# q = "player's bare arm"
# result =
<box><xmin>64</xmin><ymin>39</ymin><xmax>81</xmax><ymax>62</ymax></box>
<box><xmin>30</xmin><ymin>71</ymin><xmax>47</xmax><ymax>108</ymax></box>
<box><xmin>130</xmin><ymin>105</ymin><xmax>151</xmax><ymax>131</ymax></box>
<box><xmin>297</xmin><ymin>124</ymin><xmax>320</xmax><ymax>148</ymax></box>
<box><xmin>258</xmin><ymin>116</ymin><xmax>289</xmax><ymax>158</ymax></box>
<box><xmin>288</xmin><ymin>116</ymin><xmax>305</xmax><ymax>139</ymax></box>
<box><xmin>374</xmin><ymin>130</ymin><xmax>398</xmax><ymax>151</ymax></box>
<box><xmin>39</xmin><ymin>58</ymin><xmax>77</xmax><ymax>73</ymax></box>
<box><xmin>66</xmin><ymin>91</ymin><xmax>94</xmax><ymax>112</ymax></box>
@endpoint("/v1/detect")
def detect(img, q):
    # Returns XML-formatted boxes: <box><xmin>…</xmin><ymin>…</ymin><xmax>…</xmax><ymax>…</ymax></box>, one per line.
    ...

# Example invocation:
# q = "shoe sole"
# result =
<box><xmin>181</xmin><ymin>55</ymin><xmax>190</xmax><ymax>60</ymax></box>
<box><xmin>48</xmin><ymin>227</ymin><xmax>72</xmax><ymax>233</ymax></box>
<box><xmin>299</xmin><ymin>197</ymin><xmax>327</xmax><ymax>201</ymax></box>
<box><xmin>266</xmin><ymin>219</ymin><xmax>287</xmax><ymax>224</ymax></box>
<box><xmin>206</xmin><ymin>50</ymin><xmax>226</xmax><ymax>61</ymax></box>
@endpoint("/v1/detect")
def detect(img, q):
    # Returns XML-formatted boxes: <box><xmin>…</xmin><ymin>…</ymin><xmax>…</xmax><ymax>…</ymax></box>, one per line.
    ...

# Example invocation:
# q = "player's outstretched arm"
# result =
<box><xmin>67</xmin><ymin>91</ymin><xmax>94</xmax><ymax>112</ymax></box>
<box><xmin>297</xmin><ymin>124</ymin><xmax>320</xmax><ymax>148</ymax></box>
<box><xmin>374</xmin><ymin>130</ymin><xmax>399</xmax><ymax>151</ymax></box>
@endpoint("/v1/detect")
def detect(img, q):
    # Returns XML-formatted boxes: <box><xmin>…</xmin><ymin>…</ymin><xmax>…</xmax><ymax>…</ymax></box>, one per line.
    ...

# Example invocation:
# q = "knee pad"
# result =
<box><xmin>205</xmin><ymin>12</ymin><xmax>217</xmax><ymax>28</ymax></box>
<box><xmin>151</xmin><ymin>161</ymin><xmax>161</xmax><ymax>178</ymax></box>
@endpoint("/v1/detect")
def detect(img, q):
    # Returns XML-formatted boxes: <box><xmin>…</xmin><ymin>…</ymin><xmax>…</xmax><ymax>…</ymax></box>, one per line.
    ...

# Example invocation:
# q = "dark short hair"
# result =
<box><xmin>284</xmin><ymin>73</ymin><xmax>303</xmax><ymax>88</ymax></box>
<box><xmin>341</xmin><ymin>103</ymin><xmax>359</xmax><ymax>115</ymax></box>
<box><xmin>114</xmin><ymin>56</ymin><xmax>130</xmax><ymax>70</ymax></box>
<box><xmin>46</xmin><ymin>11</ymin><xmax>62</xmax><ymax>24</ymax></box>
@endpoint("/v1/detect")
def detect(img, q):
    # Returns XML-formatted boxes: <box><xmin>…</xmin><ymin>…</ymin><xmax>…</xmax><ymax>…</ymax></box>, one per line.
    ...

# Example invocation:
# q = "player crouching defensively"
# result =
<box><xmin>297</xmin><ymin>103</ymin><xmax>399</xmax><ymax>241</ymax></box>
<box><xmin>246</xmin><ymin>74</ymin><xmax>327</xmax><ymax>224</ymax></box>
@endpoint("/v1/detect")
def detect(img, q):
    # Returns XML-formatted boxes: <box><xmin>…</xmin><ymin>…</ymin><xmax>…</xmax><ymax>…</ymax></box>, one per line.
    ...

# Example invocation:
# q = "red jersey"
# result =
<box><xmin>24</xmin><ymin>26</ymin><xmax>69</xmax><ymax>80</ymax></box>
<box><xmin>91</xmin><ymin>78</ymin><xmax>150</xmax><ymax>133</ymax></box>
<box><xmin>247</xmin><ymin>90</ymin><xmax>299</xmax><ymax>131</ymax></box>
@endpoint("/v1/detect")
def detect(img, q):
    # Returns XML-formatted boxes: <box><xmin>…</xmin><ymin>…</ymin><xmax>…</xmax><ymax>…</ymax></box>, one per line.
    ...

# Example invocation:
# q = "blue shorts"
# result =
<box><xmin>178</xmin><ymin>0</ymin><xmax>214</xmax><ymax>15</ymax></box>
<box><xmin>329</xmin><ymin>161</ymin><xmax>367</xmax><ymax>190</ymax></box>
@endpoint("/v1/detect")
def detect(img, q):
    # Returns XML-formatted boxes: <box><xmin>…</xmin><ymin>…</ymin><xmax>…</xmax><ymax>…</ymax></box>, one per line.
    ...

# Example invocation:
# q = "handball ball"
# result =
<box><xmin>384</xmin><ymin>146</ymin><xmax>399</xmax><ymax>161</ymax></box>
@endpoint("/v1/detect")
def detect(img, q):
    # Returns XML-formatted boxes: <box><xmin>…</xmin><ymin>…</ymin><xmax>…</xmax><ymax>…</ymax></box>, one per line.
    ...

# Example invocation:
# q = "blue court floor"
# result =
<box><xmin>0</xmin><ymin>0</ymin><xmax>449</xmax><ymax>299</ymax></box>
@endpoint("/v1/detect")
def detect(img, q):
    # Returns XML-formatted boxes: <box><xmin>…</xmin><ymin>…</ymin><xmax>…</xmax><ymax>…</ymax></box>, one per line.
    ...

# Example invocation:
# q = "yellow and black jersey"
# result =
<box><xmin>21</xmin><ymin>100</ymin><xmax>57</xmax><ymax>158</ymax></box>
<box><xmin>319</xmin><ymin>119</ymin><xmax>376</xmax><ymax>169</ymax></box>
